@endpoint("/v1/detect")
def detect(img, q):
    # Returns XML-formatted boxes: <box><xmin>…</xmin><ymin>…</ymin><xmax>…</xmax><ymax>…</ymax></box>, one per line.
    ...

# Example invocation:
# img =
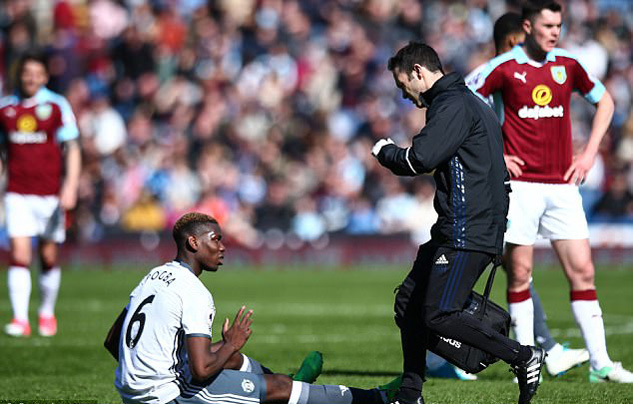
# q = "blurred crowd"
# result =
<box><xmin>0</xmin><ymin>0</ymin><xmax>632</xmax><ymax>248</ymax></box>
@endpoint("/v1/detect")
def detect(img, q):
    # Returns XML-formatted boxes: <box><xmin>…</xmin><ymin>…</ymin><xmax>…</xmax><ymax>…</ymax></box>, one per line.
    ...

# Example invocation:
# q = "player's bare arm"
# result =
<box><xmin>564</xmin><ymin>91</ymin><xmax>615</xmax><ymax>185</ymax></box>
<box><xmin>209</xmin><ymin>340</ymin><xmax>248</xmax><ymax>369</ymax></box>
<box><xmin>186</xmin><ymin>305</ymin><xmax>253</xmax><ymax>382</ymax></box>
<box><xmin>60</xmin><ymin>138</ymin><xmax>81</xmax><ymax>210</ymax></box>
<box><xmin>104</xmin><ymin>307</ymin><xmax>128</xmax><ymax>361</ymax></box>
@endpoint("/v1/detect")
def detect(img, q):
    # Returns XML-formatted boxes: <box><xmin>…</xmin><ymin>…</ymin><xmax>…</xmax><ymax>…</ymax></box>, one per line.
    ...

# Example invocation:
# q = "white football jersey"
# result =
<box><xmin>465</xmin><ymin>62</ymin><xmax>493</xmax><ymax>108</ymax></box>
<box><xmin>467</xmin><ymin>59</ymin><xmax>511</xmax><ymax>124</ymax></box>
<box><xmin>115</xmin><ymin>261</ymin><xmax>216</xmax><ymax>404</ymax></box>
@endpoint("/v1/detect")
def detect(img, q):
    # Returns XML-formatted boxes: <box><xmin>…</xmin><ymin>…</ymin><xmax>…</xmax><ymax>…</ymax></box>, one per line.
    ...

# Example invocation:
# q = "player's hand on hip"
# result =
<box><xmin>59</xmin><ymin>183</ymin><xmax>78</xmax><ymax>210</ymax></box>
<box><xmin>222</xmin><ymin>305</ymin><xmax>253</xmax><ymax>351</ymax></box>
<box><xmin>503</xmin><ymin>154</ymin><xmax>525</xmax><ymax>178</ymax></box>
<box><xmin>371</xmin><ymin>138</ymin><xmax>394</xmax><ymax>157</ymax></box>
<box><xmin>564</xmin><ymin>151</ymin><xmax>595</xmax><ymax>185</ymax></box>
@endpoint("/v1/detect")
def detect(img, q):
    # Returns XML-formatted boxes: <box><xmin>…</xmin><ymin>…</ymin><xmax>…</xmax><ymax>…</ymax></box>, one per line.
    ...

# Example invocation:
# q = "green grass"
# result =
<box><xmin>1</xmin><ymin>264</ymin><xmax>632</xmax><ymax>403</ymax></box>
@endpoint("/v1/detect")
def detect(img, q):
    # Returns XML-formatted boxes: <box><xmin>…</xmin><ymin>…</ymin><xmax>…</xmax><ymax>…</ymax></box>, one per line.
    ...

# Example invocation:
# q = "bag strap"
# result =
<box><xmin>479</xmin><ymin>255</ymin><xmax>502</xmax><ymax>318</ymax></box>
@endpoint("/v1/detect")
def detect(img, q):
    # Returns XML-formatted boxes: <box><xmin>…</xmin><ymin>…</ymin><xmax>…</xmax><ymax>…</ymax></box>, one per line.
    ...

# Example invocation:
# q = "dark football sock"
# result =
<box><xmin>530</xmin><ymin>283</ymin><xmax>556</xmax><ymax>351</ymax></box>
<box><xmin>291</xmin><ymin>382</ymin><xmax>385</xmax><ymax>404</ymax></box>
<box><xmin>515</xmin><ymin>345</ymin><xmax>533</xmax><ymax>364</ymax></box>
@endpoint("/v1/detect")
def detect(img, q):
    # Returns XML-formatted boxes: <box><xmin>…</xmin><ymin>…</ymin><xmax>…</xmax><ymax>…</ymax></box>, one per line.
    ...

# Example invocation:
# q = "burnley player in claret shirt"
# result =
<box><xmin>473</xmin><ymin>0</ymin><xmax>633</xmax><ymax>384</ymax></box>
<box><xmin>0</xmin><ymin>51</ymin><xmax>81</xmax><ymax>338</ymax></box>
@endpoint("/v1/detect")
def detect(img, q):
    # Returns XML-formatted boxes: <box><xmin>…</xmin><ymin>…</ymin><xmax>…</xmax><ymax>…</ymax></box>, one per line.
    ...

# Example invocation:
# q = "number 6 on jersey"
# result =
<box><xmin>126</xmin><ymin>295</ymin><xmax>155</xmax><ymax>349</ymax></box>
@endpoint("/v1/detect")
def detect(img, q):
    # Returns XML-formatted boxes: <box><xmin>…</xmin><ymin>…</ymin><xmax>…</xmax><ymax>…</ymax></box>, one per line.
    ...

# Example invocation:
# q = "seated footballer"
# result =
<box><xmin>104</xmin><ymin>212</ymin><xmax>399</xmax><ymax>404</ymax></box>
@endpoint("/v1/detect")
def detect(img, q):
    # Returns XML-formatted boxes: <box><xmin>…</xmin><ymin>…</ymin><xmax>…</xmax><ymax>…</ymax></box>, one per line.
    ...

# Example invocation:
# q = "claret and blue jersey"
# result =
<box><xmin>0</xmin><ymin>87</ymin><xmax>79</xmax><ymax>196</ymax></box>
<box><xmin>472</xmin><ymin>45</ymin><xmax>605</xmax><ymax>184</ymax></box>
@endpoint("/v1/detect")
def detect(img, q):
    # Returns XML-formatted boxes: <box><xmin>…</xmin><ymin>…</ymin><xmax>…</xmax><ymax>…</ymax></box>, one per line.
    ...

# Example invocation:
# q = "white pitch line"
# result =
<box><xmin>254</xmin><ymin>332</ymin><xmax>400</xmax><ymax>344</ymax></box>
<box><xmin>549</xmin><ymin>320</ymin><xmax>633</xmax><ymax>338</ymax></box>
<box><xmin>220</xmin><ymin>302</ymin><xmax>393</xmax><ymax>316</ymax></box>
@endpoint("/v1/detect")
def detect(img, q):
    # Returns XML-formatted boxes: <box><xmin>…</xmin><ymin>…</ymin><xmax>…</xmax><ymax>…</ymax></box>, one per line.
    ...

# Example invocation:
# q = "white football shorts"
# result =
<box><xmin>4</xmin><ymin>192</ymin><xmax>65</xmax><ymax>243</ymax></box>
<box><xmin>505</xmin><ymin>181</ymin><xmax>589</xmax><ymax>245</ymax></box>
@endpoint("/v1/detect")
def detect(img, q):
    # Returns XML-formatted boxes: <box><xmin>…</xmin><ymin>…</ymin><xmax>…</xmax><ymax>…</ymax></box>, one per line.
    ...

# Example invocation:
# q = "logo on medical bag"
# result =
<box><xmin>551</xmin><ymin>66</ymin><xmax>567</xmax><ymax>84</ymax></box>
<box><xmin>17</xmin><ymin>114</ymin><xmax>37</xmax><ymax>132</ymax></box>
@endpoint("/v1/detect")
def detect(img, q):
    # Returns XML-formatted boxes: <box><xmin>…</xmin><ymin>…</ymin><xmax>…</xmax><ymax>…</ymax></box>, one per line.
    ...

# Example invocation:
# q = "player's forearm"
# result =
<box><xmin>192</xmin><ymin>342</ymin><xmax>239</xmax><ymax>381</ymax></box>
<box><xmin>63</xmin><ymin>140</ymin><xmax>81</xmax><ymax>190</ymax></box>
<box><xmin>210</xmin><ymin>341</ymin><xmax>225</xmax><ymax>352</ymax></box>
<box><xmin>210</xmin><ymin>341</ymin><xmax>249</xmax><ymax>369</ymax></box>
<box><xmin>585</xmin><ymin>91</ymin><xmax>614</xmax><ymax>155</ymax></box>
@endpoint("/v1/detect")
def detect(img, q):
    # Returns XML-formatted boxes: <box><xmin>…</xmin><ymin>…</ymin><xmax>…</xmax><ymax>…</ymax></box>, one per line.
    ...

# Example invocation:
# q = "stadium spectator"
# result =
<box><xmin>79</xmin><ymin>92</ymin><xmax>127</xmax><ymax>156</ymax></box>
<box><xmin>472</xmin><ymin>0</ymin><xmax>633</xmax><ymax>383</ymax></box>
<box><xmin>104</xmin><ymin>212</ymin><xmax>399</xmax><ymax>404</ymax></box>
<box><xmin>592</xmin><ymin>170</ymin><xmax>633</xmax><ymax>219</ymax></box>
<box><xmin>0</xmin><ymin>0</ymin><xmax>631</xmax><ymax>247</ymax></box>
<box><xmin>466</xmin><ymin>11</ymin><xmax>589</xmax><ymax>378</ymax></box>
<box><xmin>1</xmin><ymin>51</ymin><xmax>80</xmax><ymax>337</ymax></box>
<box><xmin>372</xmin><ymin>42</ymin><xmax>543</xmax><ymax>404</ymax></box>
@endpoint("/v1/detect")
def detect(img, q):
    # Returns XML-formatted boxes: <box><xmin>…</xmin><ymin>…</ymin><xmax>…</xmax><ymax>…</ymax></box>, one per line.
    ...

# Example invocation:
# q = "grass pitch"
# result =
<box><xmin>1</xmin><ymin>263</ymin><xmax>632</xmax><ymax>403</ymax></box>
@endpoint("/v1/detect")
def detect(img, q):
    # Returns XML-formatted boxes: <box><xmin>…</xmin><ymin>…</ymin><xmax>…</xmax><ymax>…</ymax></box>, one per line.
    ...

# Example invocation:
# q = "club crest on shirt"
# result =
<box><xmin>17</xmin><ymin>114</ymin><xmax>37</xmax><ymax>132</ymax></box>
<box><xmin>241</xmin><ymin>378</ymin><xmax>255</xmax><ymax>393</ymax></box>
<box><xmin>551</xmin><ymin>66</ymin><xmax>567</xmax><ymax>85</ymax></box>
<box><xmin>36</xmin><ymin>103</ymin><xmax>52</xmax><ymax>120</ymax></box>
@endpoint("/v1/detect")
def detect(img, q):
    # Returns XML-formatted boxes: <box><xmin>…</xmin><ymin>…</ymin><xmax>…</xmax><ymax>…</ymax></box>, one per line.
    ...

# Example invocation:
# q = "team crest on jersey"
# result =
<box><xmin>35</xmin><ymin>103</ymin><xmax>52</xmax><ymax>120</ymax></box>
<box><xmin>4</xmin><ymin>107</ymin><xmax>15</xmax><ymax>117</ymax></box>
<box><xmin>241</xmin><ymin>379</ymin><xmax>255</xmax><ymax>393</ymax></box>
<box><xmin>551</xmin><ymin>66</ymin><xmax>567</xmax><ymax>85</ymax></box>
<box><xmin>17</xmin><ymin>114</ymin><xmax>37</xmax><ymax>132</ymax></box>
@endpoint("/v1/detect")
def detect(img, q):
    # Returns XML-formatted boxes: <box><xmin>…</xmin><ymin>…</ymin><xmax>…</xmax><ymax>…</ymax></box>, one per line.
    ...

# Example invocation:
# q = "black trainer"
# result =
<box><xmin>512</xmin><ymin>346</ymin><xmax>546</xmax><ymax>404</ymax></box>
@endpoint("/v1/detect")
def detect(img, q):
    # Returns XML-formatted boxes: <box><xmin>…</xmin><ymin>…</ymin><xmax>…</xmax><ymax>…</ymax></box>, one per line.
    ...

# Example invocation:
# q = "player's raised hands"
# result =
<box><xmin>564</xmin><ymin>150</ymin><xmax>595</xmax><ymax>185</ymax></box>
<box><xmin>222</xmin><ymin>305</ymin><xmax>253</xmax><ymax>351</ymax></box>
<box><xmin>504</xmin><ymin>154</ymin><xmax>525</xmax><ymax>178</ymax></box>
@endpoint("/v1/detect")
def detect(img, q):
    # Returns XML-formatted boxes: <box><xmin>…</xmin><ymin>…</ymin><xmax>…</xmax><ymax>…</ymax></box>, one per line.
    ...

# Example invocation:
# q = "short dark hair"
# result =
<box><xmin>17</xmin><ymin>50</ymin><xmax>48</xmax><ymax>75</ymax></box>
<box><xmin>173</xmin><ymin>212</ymin><xmax>218</xmax><ymax>249</ymax></box>
<box><xmin>522</xmin><ymin>0</ymin><xmax>562</xmax><ymax>23</ymax></box>
<box><xmin>493</xmin><ymin>12</ymin><xmax>524</xmax><ymax>51</ymax></box>
<box><xmin>387</xmin><ymin>42</ymin><xmax>444</xmax><ymax>76</ymax></box>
